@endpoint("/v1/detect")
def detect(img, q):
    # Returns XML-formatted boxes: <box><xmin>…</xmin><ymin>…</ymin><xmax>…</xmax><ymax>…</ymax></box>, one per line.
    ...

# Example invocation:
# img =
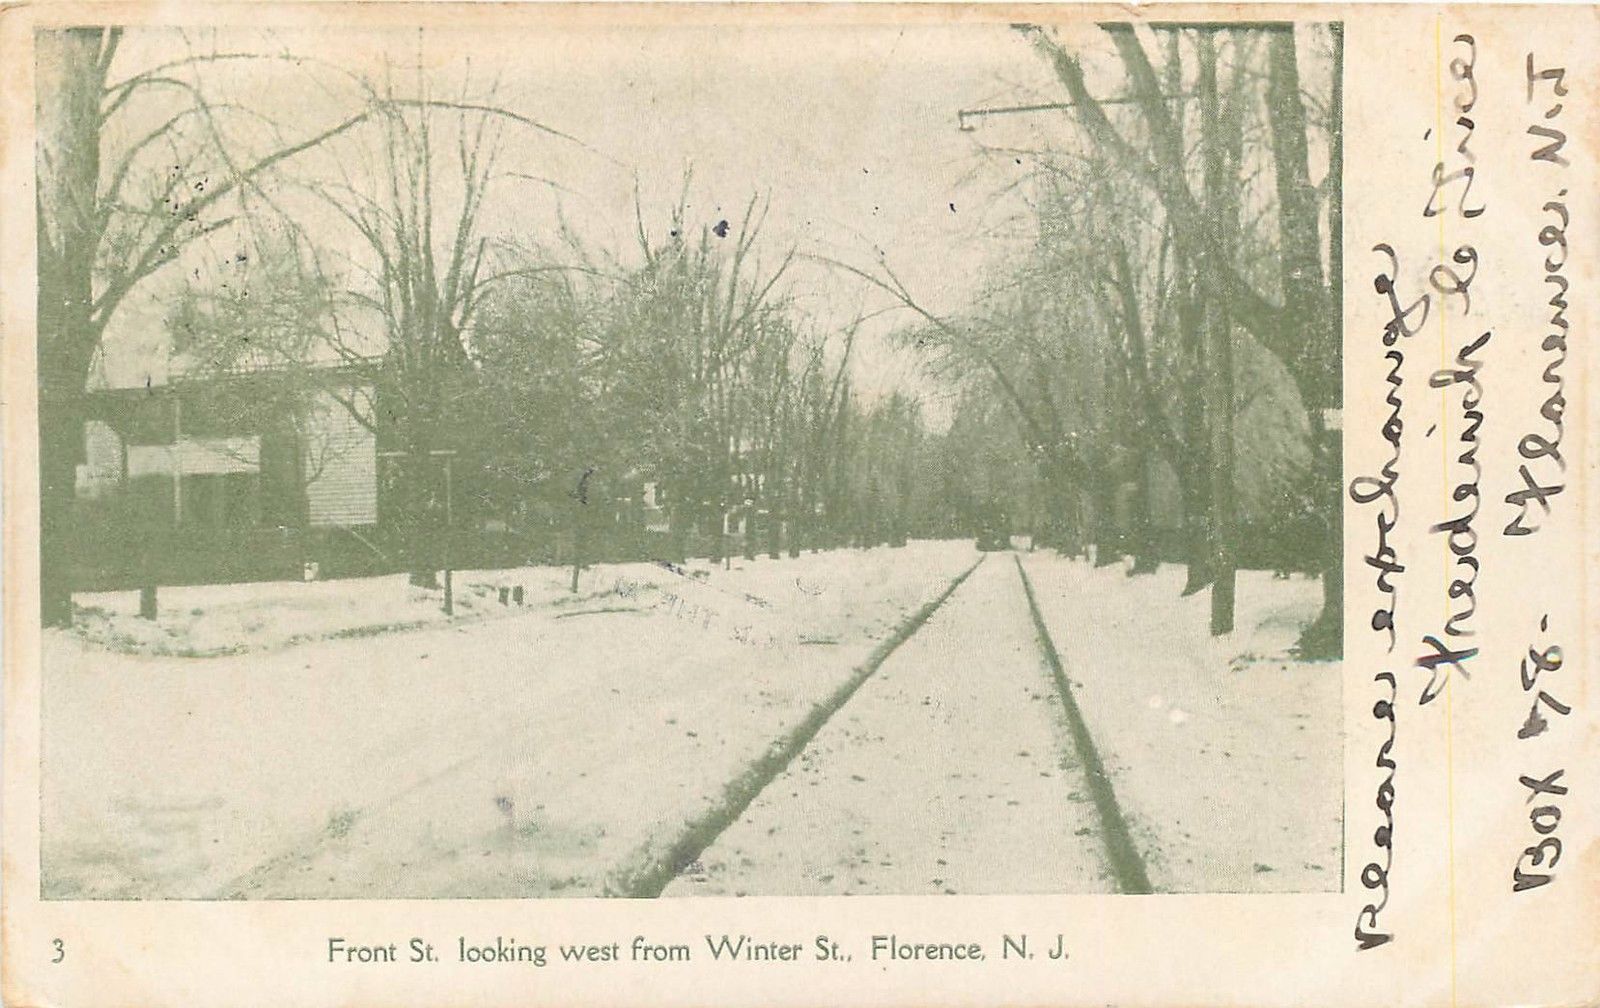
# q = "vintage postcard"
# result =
<box><xmin>0</xmin><ymin>2</ymin><xmax>1594</xmax><ymax>1006</ymax></box>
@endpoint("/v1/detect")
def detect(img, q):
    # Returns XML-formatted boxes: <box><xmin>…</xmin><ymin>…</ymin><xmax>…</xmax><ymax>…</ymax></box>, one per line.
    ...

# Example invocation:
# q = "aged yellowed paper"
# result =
<box><xmin>1</xmin><ymin>3</ymin><xmax>1595</xmax><ymax>1006</ymax></box>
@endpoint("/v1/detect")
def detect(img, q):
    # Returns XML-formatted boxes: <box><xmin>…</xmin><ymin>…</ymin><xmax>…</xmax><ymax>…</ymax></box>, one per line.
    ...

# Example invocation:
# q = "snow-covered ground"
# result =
<box><xmin>665</xmin><ymin>556</ymin><xmax>1113</xmax><ymax>897</ymax></box>
<box><xmin>41</xmin><ymin>543</ymin><xmax>1340</xmax><ymax>900</ymax></box>
<box><xmin>41</xmin><ymin>541</ymin><xmax>979</xmax><ymax>898</ymax></box>
<box><xmin>68</xmin><ymin>562</ymin><xmax>660</xmax><ymax>657</ymax></box>
<box><xmin>1016</xmin><ymin>554</ymin><xmax>1341</xmax><ymax>892</ymax></box>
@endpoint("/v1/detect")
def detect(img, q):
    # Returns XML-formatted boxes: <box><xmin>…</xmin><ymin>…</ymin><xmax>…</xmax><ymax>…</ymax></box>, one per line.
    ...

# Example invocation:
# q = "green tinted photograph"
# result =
<box><xmin>35</xmin><ymin>18</ymin><xmax>1342</xmax><ymax>900</ymax></box>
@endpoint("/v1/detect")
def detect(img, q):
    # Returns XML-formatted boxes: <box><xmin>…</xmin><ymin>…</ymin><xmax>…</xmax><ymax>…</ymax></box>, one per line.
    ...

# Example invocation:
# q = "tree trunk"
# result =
<box><xmin>787</xmin><ymin>489</ymin><xmax>803</xmax><ymax>558</ymax></box>
<box><xmin>1176</xmin><ymin>313</ymin><xmax>1214</xmax><ymax>593</ymax></box>
<box><xmin>1204</xmin><ymin>321</ymin><xmax>1237</xmax><ymax>632</ymax></box>
<box><xmin>1178</xmin><ymin>479</ymin><xmax>1214</xmax><ymax>596</ymax></box>
<box><xmin>38</xmin><ymin>400</ymin><xmax>83</xmax><ymax>626</ymax></box>
<box><xmin>1199</xmin><ymin>30</ymin><xmax>1236</xmax><ymax>636</ymax></box>
<box><xmin>1297</xmin><ymin>414</ymin><xmax>1345</xmax><ymax>658</ymax></box>
<box><xmin>1268</xmin><ymin>24</ymin><xmax>1344</xmax><ymax>659</ymax></box>
<box><xmin>36</xmin><ymin>29</ymin><xmax>113</xmax><ymax>628</ymax></box>
<box><xmin>1089</xmin><ymin>473</ymin><xmax>1120</xmax><ymax>568</ymax></box>
<box><xmin>569</xmin><ymin>514</ymin><xmax>586</xmax><ymax>593</ymax></box>
<box><xmin>1128</xmin><ymin>456</ymin><xmax>1159</xmax><ymax>574</ymax></box>
<box><xmin>716</xmin><ymin>504</ymin><xmax>730</xmax><ymax>565</ymax></box>
<box><xmin>401</xmin><ymin>460</ymin><xmax>440</xmax><ymax>588</ymax></box>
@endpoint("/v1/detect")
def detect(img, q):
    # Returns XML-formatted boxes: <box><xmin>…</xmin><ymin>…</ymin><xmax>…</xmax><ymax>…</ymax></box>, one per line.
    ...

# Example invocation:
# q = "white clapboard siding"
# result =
<box><xmin>303</xmin><ymin>391</ymin><xmax>377</xmax><ymax>527</ymax></box>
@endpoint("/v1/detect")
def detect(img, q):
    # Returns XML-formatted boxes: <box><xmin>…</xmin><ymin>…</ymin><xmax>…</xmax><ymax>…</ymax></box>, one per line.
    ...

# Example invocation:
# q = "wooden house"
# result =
<box><xmin>70</xmin><ymin>365</ymin><xmax>383</xmax><ymax>586</ymax></box>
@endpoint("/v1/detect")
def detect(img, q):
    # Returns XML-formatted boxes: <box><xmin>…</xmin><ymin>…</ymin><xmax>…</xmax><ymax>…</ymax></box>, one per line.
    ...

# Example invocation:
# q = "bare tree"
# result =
<box><xmin>173</xmin><ymin>60</ymin><xmax>587</xmax><ymax>587</ymax></box>
<box><xmin>35</xmin><ymin>28</ymin><xmax>373</xmax><ymax>625</ymax></box>
<box><xmin>1022</xmin><ymin>23</ymin><xmax>1341</xmax><ymax>654</ymax></box>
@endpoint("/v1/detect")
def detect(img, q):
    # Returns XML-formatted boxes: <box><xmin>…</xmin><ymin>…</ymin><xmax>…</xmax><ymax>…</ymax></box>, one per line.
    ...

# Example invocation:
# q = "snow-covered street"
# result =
<box><xmin>41</xmin><ymin>542</ymin><xmax>1339</xmax><ymax>899</ymax></box>
<box><xmin>42</xmin><ymin>542</ymin><xmax>980</xmax><ymax>899</ymax></box>
<box><xmin>664</xmin><ymin>555</ymin><xmax>1113</xmax><ymax>897</ymax></box>
<box><xmin>1018</xmin><ymin>556</ymin><xmax>1342</xmax><ymax>892</ymax></box>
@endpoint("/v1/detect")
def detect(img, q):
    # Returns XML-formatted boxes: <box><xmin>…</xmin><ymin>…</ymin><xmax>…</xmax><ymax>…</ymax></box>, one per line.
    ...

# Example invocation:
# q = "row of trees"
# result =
<box><xmin>36</xmin><ymin>27</ymin><xmax>960</xmax><ymax>620</ymax></box>
<box><xmin>463</xmin><ymin>203</ymin><xmax>895</xmax><ymax>571</ymax></box>
<box><xmin>36</xmin><ymin>24</ymin><xmax>1343</xmax><ymax>661</ymax></box>
<box><xmin>179</xmin><ymin>188</ymin><xmax>961</xmax><ymax>578</ymax></box>
<box><xmin>873</xmin><ymin>23</ymin><xmax>1342</xmax><ymax>656</ymax></box>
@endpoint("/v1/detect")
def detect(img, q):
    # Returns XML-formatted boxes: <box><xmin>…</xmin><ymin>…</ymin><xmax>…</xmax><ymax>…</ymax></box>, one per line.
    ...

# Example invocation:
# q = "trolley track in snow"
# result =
<box><xmin>1011</xmin><ymin>553</ymin><xmax>1152</xmax><ymax>894</ymax></box>
<box><xmin>652</xmin><ymin>548</ymin><xmax>1150</xmax><ymax>897</ymax></box>
<box><xmin>620</xmin><ymin>554</ymin><xmax>988</xmax><ymax>897</ymax></box>
<box><xmin>180</xmin><ymin>545</ymin><xmax>1144</xmax><ymax>900</ymax></box>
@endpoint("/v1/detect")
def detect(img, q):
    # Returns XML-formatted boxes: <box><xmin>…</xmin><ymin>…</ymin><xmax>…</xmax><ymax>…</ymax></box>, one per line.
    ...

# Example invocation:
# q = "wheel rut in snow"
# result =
<box><xmin>617</xmin><ymin>554</ymin><xmax>987</xmax><ymax>898</ymax></box>
<box><xmin>1013</xmin><ymin>553</ymin><xmax>1153</xmax><ymax>894</ymax></box>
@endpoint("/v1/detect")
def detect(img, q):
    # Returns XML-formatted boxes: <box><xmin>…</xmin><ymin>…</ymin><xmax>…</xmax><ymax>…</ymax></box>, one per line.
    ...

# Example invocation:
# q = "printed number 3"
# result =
<box><xmin>51</xmin><ymin>939</ymin><xmax>65</xmax><ymax>964</ymax></box>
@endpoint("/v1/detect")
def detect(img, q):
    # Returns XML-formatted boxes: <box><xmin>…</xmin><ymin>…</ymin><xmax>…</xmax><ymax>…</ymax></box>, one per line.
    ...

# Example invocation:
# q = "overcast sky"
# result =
<box><xmin>97</xmin><ymin>20</ymin><xmax>1072</xmax><ymax>406</ymax></box>
<box><xmin>91</xmin><ymin>18</ymin><xmax>1336</xmax><ymax>413</ymax></box>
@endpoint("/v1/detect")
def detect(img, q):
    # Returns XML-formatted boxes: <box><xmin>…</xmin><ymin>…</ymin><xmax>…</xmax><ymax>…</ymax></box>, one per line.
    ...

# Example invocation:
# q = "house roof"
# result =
<box><xmin>88</xmin><ymin>287</ymin><xmax>388</xmax><ymax>392</ymax></box>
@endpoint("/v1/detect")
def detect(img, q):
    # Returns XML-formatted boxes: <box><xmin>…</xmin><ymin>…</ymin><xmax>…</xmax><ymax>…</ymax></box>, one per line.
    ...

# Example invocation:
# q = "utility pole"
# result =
<box><xmin>433</xmin><ymin>450</ymin><xmax>458</xmax><ymax>616</ymax></box>
<box><xmin>171</xmin><ymin>392</ymin><xmax>183</xmax><ymax>525</ymax></box>
<box><xmin>956</xmin><ymin>92</ymin><xmax>1187</xmax><ymax>132</ymax></box>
